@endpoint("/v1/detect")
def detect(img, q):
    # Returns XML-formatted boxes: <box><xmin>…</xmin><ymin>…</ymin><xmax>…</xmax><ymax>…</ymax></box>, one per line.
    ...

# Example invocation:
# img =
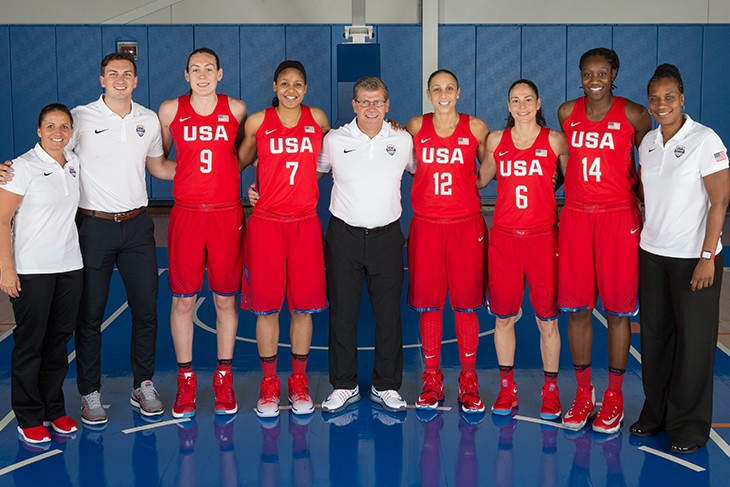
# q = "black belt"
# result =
<box><xmin>78</xmin><ymin>206</ymin><xmax>145</xmax><ymax>222</ymax></box>
<box><xmin>336</xmin><ymin>216</ymin><xmax>400</xmax><ymax>235</ymax></box>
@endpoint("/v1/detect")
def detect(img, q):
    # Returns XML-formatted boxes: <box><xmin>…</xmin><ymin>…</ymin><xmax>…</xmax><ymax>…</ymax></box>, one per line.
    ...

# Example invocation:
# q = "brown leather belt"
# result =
<box><xmin>78</xmin><ymin>207</ymin><xmax>145</xmax><ymax>222</ymax></box>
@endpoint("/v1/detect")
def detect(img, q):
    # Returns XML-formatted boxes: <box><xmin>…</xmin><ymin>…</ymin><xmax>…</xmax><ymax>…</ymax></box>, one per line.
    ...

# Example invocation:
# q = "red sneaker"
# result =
<box><xmin>213</xmin><ymin>370</ymin><xmax>238</xmax><ymax>415</ymax></box>
<box><xmin>17</xmin><ymin>425</ymin><xmax>51</xmax><ymax>444</ymax></box>
<box><xmin>458</xmin><ymin>371</ymin><xmax>486</xmax><ymax>414</ymax></box>
<box><xmin>288</xmin><ymin>374</ymin><xmax>314</xmax><ymax>415</ymax></box>
<box><xmin>592</xmin><ymin>390</ymin><xmax>624</xmax><ymax>434</ymax></box>
<box><xmin>540</xmin><ymin>382</ymin><xmax>561</xmax><ymax>420</ymax></box>
<box><xmin>491</xmin><ymin>378</ymin><xmax>518</xmax><ymax>415</ymax></box>
<box><xmin>44</xmin><ymin>416</ymin><xmax>78</xmax><ymax>434</ymax></box>
<box><xmin>562</xmin><ymin>385</ymin><xmax>596</xmax><ymax>430</ymax></box>
<box><xmin>256</xmin><ymin>376</ymin><xmax>281</xmax><ymax>418</ymax></box>
<box><xmin>416</xmin><ymin>369</ymin><xmax>444</xmax><ymax>410</ymax></box>
<box><xmin>173</xmin><ymin>372</ymin><xmax>197</xmax><ymax>418</ymax></box>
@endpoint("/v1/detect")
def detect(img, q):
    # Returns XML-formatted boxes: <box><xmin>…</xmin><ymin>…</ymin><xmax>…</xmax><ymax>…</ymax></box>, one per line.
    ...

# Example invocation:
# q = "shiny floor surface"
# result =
<box><xmin>2</xmin><ymin>249</ymin><xmax>730</xmax><ymax>486</ymax></box>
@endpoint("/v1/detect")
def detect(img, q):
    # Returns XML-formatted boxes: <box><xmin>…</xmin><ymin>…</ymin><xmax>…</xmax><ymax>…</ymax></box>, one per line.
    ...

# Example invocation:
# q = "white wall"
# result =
<box><xmin>2</xmin><ymin>0</ymin><xmax>729</xmax><ymax>24</ymax></box>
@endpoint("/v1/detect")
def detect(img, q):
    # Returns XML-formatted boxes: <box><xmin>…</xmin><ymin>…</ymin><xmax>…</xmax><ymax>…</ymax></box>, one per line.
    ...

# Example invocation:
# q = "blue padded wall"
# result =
<box><xmin>0</xmin><ymin>27</ymin><xmax>13</xmax><ymax>159</ymax></box>
<box><xmin>702</xmin><ymin>25</ymin><xmax>730</xmax><ymax>144</ymax></box>
<box><xmin>439</xmin><ymin>25</ymin><xmax>477</xmax><ymax>117</ymax></box>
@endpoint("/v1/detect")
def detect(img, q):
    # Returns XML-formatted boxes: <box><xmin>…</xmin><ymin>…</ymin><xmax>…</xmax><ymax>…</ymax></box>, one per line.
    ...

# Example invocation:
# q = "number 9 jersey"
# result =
<box><xmin>169</xmin><ymin>94</ymin><xmax>241</xmax><ymax>205</ymax></box>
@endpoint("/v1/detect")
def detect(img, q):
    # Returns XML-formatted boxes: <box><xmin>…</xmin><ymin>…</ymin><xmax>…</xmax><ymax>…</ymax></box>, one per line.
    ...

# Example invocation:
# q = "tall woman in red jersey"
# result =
<box><xmin>558</xmin><ymin>48</ymin><xmax>651</xmax><ymax>433</ymax></box>
<box><xmin>158</xmin><ymin>48</ymin><xmax>248</xmax><ymax>419</ymax></box>
<box><xmin>478</xmin><ymin>80</ymin><xmax>569</xmax><ymax>419</ymax></box>
<box><xmin>404</xmin><ymin>70</ymin><xmax>490</xmax><ymax>413</ymax></box>
<box><xmin>238</xmin><ymin>61</ymin><xmax>331</xmax><ymax>418</ymax></box>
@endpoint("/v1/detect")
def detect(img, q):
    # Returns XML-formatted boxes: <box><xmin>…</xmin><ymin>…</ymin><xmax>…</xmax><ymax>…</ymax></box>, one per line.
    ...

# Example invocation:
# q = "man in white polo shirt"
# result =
<box><xmin>318</xmin><ymin>76</ymin><xmax>416</xmax><ymax>414</ymax></box>
<box><xmin>68</xmin><ymin>53</ymin><xmax>176</xmax><ymax>424</ymax></box>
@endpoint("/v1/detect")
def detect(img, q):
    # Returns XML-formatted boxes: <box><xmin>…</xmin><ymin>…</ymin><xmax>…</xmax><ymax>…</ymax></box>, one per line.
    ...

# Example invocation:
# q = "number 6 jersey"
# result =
<box><xmin>562</xmin><ymin>96</ymin><xmax>637</xmax><ymax>208</ymax></box>
<box><xmin>169</xmin><ymin>94</ymin><xmax>241</xmax><ymax>205</ymax></box>
<box><xmin>493</xmin><ymin>126</ymin><xmax>557</xmax><ymax>231</ymax></box>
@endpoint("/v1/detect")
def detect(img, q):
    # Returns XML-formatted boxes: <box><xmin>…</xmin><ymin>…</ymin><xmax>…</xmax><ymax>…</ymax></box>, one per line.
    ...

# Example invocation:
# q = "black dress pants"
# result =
<box><xmin>75</xmin><ymin>210</ymin><xmax>159</xmax><ymax>394</ymax></box>
<box><xmin>637</xmin><ymin>248</ymin><xmax>723</xmax><ymax>446</ymax></box>
<box><xmin>325</xmin><ymin>216</ymin><xmax>405</xmax><ymax>391</ymax></box>
<box><xmin>11</xmin><ymin>270</ymin><xmax>83</xmax><ymax>428</ymax></box>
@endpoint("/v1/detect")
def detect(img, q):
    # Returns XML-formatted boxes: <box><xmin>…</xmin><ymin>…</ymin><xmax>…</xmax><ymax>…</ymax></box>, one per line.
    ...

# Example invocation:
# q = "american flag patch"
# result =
<box><xmin>715</xmin><ymin>150</ymin><xmax>727</xmax><ymax>162</ymax></box>
<box><xmin>218</xmin><ymin>114</ymin><xmax>229</xmax><ymax>122</ymax></box>
<box><xmin>608</xmin><ymin>122</ymin><xmax>620</xmax><ymax>130</ymax></box>
<box><xmin>458</xmin><ymin>137</ymin><xmax>469</xmax><ymax>145</ymax></box>
<box><xmin>535</xmin><ymin>149</ymin><xmax>547</xmax><ymax>157</ymax></box>
<box><xmin>305</xmin><ymin>126</ymin><xmax>315</xmax><ymax>133</ymax></box>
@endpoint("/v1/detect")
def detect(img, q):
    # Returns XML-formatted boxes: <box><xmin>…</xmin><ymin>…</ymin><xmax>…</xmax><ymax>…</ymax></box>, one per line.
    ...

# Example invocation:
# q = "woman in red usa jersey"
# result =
<box><xmin>404</xmin><ymin>69</ymin><xmax>490</xmax><ymax>413</ymax></box>
<box><xmin>478</xmin><ymin>79</ymin><xmax>569</xmax><ymax>420</ymax></box>
<box><xmin>557</xmin><ymin>48</ymin><xmax>651</xmax><ymax>434</ymax></box>
<box><xmin>237</xmin><ymin>60</ymin><xmax>331</xmax><ymax>419</ymax></box>
<box><xmin>158</xmin><ymin>47</ymin><xmax>248</xmax><ymax>420</ymax></box>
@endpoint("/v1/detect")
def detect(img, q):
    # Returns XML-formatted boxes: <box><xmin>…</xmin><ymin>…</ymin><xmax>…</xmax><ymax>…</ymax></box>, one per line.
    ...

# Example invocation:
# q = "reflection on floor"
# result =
<box><xmin>2</xmin><ymin>235</ymin><xmax>730</xmax><ymax>485</ymax></box>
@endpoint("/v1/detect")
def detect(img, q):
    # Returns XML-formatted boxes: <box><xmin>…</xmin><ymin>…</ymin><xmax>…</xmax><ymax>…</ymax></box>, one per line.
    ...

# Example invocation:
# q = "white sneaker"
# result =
<box><xmin>370</xmin><ymin>386</ymin><xmax>407</xmax><ymax>413</ymax></box>
<box><xmin>321</xmin><ymin>386</ymin><xmax>361</xmax><ymax>413</ymax></box>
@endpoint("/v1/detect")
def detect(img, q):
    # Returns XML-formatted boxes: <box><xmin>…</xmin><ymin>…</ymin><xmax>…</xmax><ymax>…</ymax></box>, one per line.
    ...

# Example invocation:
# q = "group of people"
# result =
<box><xmin>3</xmin><ymin>46</ymin><xmax>727</xmax><ymax>457</ymax></box>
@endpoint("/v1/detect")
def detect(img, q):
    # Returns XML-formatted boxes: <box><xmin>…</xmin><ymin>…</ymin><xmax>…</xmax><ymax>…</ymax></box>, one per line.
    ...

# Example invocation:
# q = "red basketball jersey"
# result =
<box><xmin>169</xmin><ymin>94</ymin><xmax>241</xmax><ymax>205</ymax></box>
<box><xmin>492</xmin><ymin>126</ymin><xmax>558</xmax><ymax>230</ymax></box>
<box><xmin>254</xmin><ymin>105</ymin><xmax>323</xmax><ymax>217</ymax></box>
<box><xmin>412</xmin><ymin>113</ymin><xmax>481</xmax><ymax>219</ymax></box>
<box><xmin>562</xmin><ymin>96</ymin><xmax>637</xmax><ymax>207</ymax></box>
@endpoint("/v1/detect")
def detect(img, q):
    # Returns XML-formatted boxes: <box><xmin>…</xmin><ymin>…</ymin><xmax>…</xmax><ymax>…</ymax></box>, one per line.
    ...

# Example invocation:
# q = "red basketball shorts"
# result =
<box><xmin>407</xmin><ymin>214</ymin><xmax>487</xmax><ymax>312</ymax></box>
<box><xmin>168</xmin><ymin>202</ymin><xmax>245</xmax><ymax>297</ymax></box>
<box><xmin>558</xmin><ymin>204</ymin><xmax>640</xmax><ymax>315</ymax></box>
<box><xmin>244</xmin><ymin>211</ymin><xmax>327</xmax><ymax>315</ymax></box>
<box><xmin>487</xmin><ymin>225</ymin><xmax>559</xmax><ymax>321</ymax></box>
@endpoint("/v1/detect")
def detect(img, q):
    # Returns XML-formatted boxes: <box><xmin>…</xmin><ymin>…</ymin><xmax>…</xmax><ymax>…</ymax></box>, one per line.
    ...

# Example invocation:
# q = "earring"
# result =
<box><xmin>682</xmin><ymin>105</ymin><xmax>685</xmax><ymax>111</ymax></box>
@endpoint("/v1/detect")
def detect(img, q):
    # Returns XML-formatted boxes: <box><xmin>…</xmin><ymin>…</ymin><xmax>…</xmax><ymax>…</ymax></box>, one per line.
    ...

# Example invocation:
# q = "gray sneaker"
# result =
<box><xmin>81</xmin><ymin>391</ymin><xmax>108</xmax><ymax>425</ymax></box>
<box><xmin>130</xmin><ymin>380</ymin><xmax>164</xmax><ymax>416</ymax></box>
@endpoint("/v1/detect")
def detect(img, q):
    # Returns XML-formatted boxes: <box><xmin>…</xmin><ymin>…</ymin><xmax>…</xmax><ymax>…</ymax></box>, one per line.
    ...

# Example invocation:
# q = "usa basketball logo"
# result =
<box><xmin>674</xmin><ymin>145</ymin><xmax>685</xmax><ymax>158</ymax></box>
<box><xmin>69</xmin><ymin>166</ymin><xmax>77</xmax><ymax>178</ymax></box>
<box><xmin>386</xmin><ymin>144</ymin><xmax>396</xmax><ymax>156</ymax></box>
<box><xmin>136</xmin><ymin>125</ymin><xmax>145</xmax><ymax>137</ymax></box>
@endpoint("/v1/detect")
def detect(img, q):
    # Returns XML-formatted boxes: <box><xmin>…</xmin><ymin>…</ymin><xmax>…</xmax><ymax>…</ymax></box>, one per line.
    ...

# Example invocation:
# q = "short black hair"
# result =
<box><xmin>37</xmin><ymin>103</ymin><xmax>73</xmax><ymax>129</ymax></box>
<box><xmin>187</xmin><ymin>47</ymin><xmax>220</xmax><ymax>71</ymax></box>
<box><xmin>647</xmin><ymin>63</ymin><xmax>684</xmax><ymax>95</ymax></box>
<box><xmin>579</xmin><ymin>47</ymin><xmax>620</xmax><ymax>90</ymax></box>
<box><xmin>100</xmin><ymin>52</ymin><xmax>137</xmax><ymax>76</ymax></box>
<box><xmin>505</xmin><ymin>79</ymin><xmax>546</xmax><ymax>129</ymax></box>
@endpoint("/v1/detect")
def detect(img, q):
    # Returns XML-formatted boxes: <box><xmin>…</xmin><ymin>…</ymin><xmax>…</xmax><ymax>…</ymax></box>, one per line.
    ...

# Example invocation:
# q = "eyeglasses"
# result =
<box><xmin>355</xmin><ymin>99</ymin><xmax>386</xmax><ymax>108</ymax></box>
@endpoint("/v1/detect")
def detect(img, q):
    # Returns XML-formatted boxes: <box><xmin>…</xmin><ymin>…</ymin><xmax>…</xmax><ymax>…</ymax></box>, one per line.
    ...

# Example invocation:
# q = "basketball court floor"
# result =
<box><xmin>2</xmin><ymin>212</ymin><xmax>730</xmax><ymax>486</ymax></box>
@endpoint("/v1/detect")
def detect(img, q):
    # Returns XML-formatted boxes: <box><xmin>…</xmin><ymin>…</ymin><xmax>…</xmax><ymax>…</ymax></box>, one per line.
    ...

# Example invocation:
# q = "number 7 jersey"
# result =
<box><xmin>562</xmin><ymin>96</ymin><xmax>637</xmax><ymax>207</ymax></box>
<box><xmin>255</xmin><ymin>105</ymin><xmax>323</xmax><ymax>217</ymax></box>
<box><xmin>169</xmin><ymin>94</ymin><xmax>241</xmax><ymax>205</ymax></box>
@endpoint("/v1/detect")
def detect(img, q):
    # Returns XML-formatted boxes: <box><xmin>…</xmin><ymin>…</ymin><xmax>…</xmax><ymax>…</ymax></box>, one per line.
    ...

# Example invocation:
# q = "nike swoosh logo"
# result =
<box><xmin>465</xmin><ymin>352</ymin><xmax>475</xmax><ymax>357</ymax></box>
<box><xmin>94</xmin><ymin>129</ymin><xmax>108</xmax><ymax>134</ymax></box>
<box><xmin>648</xmin><ymin>147</ymin><xmax>657</xmax><ymax>152</ymax></box>
<box><xmin>239</xmin><ymin>225</ymin><xmax>243</xmax><ymax>230</ymax></box>
<box><xmin>570</xmin><ymin>122</ymin><xmax>581</xmax><ymax>127</ymax></box>
<box><xmin>602</xmin><ymin>415</ymin><xmax>622</xmax><ymax>427</ymax></box>
<box><xmin>478</xmin><ymin>236</ymin><xmax>485</xmax><ymax>242</ymax></box>
<box><xmin>424</xmin><ymin>355</ymin><xmax>435</xmax><ymax>359</ymax></box>
<box><xmin>179</xmin><ymin>116</ymin><xmax>192</xmax><ymax>122</ymax></box>
<box><xmin>344</xmin><ymin>149</ymin><xmax>356</xmax><ymax>153</ymax></box>
<box><xmin>498</xmin><ymin>151</ymin><xmax>509</xmax><ymax>156</ymax></box>
<box><xmin>631</xmin><ymin>228</ymin><xmax>639</xmax><ymax>234</ymax></box>
<box><xmin>44</xmin><ymin>172</ymin><xmax>53</xmax><ymax>176</ymax></box>
<box><xmin>420</xmin><ymin>138</ymin><xmax>431</xmax><ymax>143</ymax></box>
<box><xmin>265</xmin><ymin>129</ymin><xmax>277</xmax><ymax>135</ymax></box>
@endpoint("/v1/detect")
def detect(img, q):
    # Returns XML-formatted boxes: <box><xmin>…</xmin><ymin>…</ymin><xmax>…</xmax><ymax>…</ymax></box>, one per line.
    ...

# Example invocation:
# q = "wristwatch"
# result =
<box><xmin>701</xmin><ymin>250</ymin><xmax>714</xmax><ymax>260</ymax></box>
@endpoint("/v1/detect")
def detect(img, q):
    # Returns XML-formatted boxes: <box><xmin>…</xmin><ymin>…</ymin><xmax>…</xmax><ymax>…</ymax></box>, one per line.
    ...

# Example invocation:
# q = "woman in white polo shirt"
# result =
<box><xmin>0</xmin><ymin>103</ymin><xmax>83</xmax><ymax>445</ymax></box>
<box><xmin>631</xmin><ymin>64</ymin><xmax>729</xmax><ymax>455</ymax></box>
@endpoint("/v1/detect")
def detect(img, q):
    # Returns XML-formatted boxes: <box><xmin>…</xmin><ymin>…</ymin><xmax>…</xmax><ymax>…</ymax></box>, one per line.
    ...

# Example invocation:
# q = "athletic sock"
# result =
<box><xmin>260</xmin><ymin>355</ymin><xmax>278</xmax><ymax>379</ymax></box>
<box><xmin>455</xmin><ymin>312</ymin><xmax>479</xmax><ymax>372</ymax></box>
<box><xmin>217</xmin><ymin>358</ymin><xmax>232</xmax><ymax>373</ymax></box>
<box><xmin>544</xmin><ymin>370</ymin><xmax>558</xmax><ymax>385</ymax></box>
<box><xmin>607</xmin><ymin>367</ymin><xmax>625</xmax><ymax>393</ymax></box>
<box><xmin>291</xmin><ymin>353</ymin><xmax>308</xmax><ymax>376</ymax></box>
<box><xmin>419</xmin><ymin>310</ymin><xmax>443</xmax><ymax>370</ymax></box>
<box><xmin>178</xmin><ymin>361</ymin><xmax>193</xmax><ymax>374</ymax></box>
<box><xmin>499</xmin><ymin>365</ymin><xmax>514</xmax><ymax>385</ymax></box>
<box><xmin>574</xmin><ymin>363</ymin><xmax>592</xmax><ymax>388</ymax></box>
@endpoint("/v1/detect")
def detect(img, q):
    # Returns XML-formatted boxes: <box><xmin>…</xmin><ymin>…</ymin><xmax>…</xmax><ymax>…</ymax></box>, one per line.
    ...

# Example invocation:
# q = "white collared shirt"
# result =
<box><xmin>639</xmin><ymin>114</ymin><xmax>728</xmax><ymax>258</ymax></box>
<box><xmin>3</xmin><ymin>143</ymin><xmax>82</xmax><ymax>274</ymax></box>
<box><xmin>318</xmin><ymin>118</ymin><xmax>416</xmax><ymax>228</ymax></box>
<box><xmin>69</xmin><ymin>95</ymin><xmax>163</xmax><ymax>212</ymax></box>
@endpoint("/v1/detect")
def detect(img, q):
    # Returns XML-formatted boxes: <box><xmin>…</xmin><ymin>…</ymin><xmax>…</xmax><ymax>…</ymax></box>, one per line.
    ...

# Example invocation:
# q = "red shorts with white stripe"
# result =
<box><xmin>487</xmin><ymin>225</ymin><xmax>559</xmax><ymax>321</ymax></box>
<box><xmin>558</xmin><ymin>203</ymin><xmax>641</xmax><ymax>315</ymax></box>
<box><xmin>244</xmin><ymin>210</ymin><xmax>327</xmax><ymax>315</ymax></box>
<box><xmin>168</xmin><ymin>202</ymin><xmax>245</xmax><ymax>297</ymax></box>
<box><xmin>407</xmin><ymin>213</ymin><xmax>487</xmax><ymax>312</ymax></box>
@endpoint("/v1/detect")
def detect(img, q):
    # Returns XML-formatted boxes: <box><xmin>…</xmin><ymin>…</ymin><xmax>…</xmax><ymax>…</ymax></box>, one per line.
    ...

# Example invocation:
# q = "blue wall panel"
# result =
<box><xmin>702</xmin><ymin>25</ymin><xmax>730</xmax><ymax>143</ymax></box>
<box><xmin>439</xmin><ymin>25</ymin><xmax>477</xmax><ymax>117</ymax></box>
<box><xmin>522</xmin><ymin>25</ymin><xmax>566</xmax><ymax>130</ymax></box>
<box><xmin>285</xmin><ymin>25</ymin><xmax>331</xmax><ymax>119</ymax></box>
<box><xmin>194</xmin><ymin>25</ymin><xmax>241</xmax><ymax>100</ymax></box>
<box><xmin>0</xmin><ymin>27</ymin><xmax>14</xmax><ymax>158</ymax></box>
<box><xmin>612</xmin><ymin>25</ymin><xmax>657</xmax><ymax>114</ymax></box>
<box><xmin>102</xmin><ymin>26</ymin><xmax>150</xmax><ymax>108</ymax></box>
<box><xmin>658</xmin><ymin>25</ymin><xmax>703</xmax><ymax>120</ymax></box>
<box><xmin>565</xmin><ymin>25</ymin><xmax>613</xmax><ymax>103</ymax></box>
<box><xmin>10</xmin><ymin>26</ymin><xmax>57</xmax><ymax>154</ymax></box>
<box><xmin>56</xmin><ymin>26</ymin><xmax>102</xmax><ymax>112</ymax></box>
<box><xmin>148</xmin><ymin>25</ymin><xmax>194</xmax><ymax>199</ymax></box>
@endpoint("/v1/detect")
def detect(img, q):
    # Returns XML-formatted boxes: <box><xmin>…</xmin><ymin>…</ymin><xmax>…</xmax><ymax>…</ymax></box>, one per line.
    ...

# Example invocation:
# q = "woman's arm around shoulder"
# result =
<box><xmin>557</xmin><ymin>99</ymin><xmax>578</xmax><ymax>129</ymax></box>
<box><xmin>237</xmin><ymin>110</ymin><xmax>266</xmax><ymax>172</ymax></box>
<box><xmin>0</xmin><ymin>188</ymin><xmax>23</xmax><ymax>297</ymax></box>
<box><xmin>470</xmin><ymin>116</ymin><xmax>490</xmax><ymax>164</ymax></box>
<box><xmin>625</xmin><ymin>99</ymin><xmax>652</xmax><ymax>147</ymax></box>
<box><xmin>477</xmin><ymin>129</ymin><xmax>502</xmax><ymax>189</ymax></box>
<box><xmin>157</xmin><ymin>98</ymin><xmax>179</xmax><ymax>158</ymax></box>
<box><xmin>228</xmin><ymin>97</ymin><xmax>248</xmax><ymax>148</ymax></box>
<box><xmin>310</xmin><ymin>107</ymin><xmax>332</xmax><ymax>136</ymax></box>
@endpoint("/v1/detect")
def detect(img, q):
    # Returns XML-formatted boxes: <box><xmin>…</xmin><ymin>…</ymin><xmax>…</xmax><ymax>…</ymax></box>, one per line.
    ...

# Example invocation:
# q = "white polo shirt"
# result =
<box><xmin>639</xmin><ymin>114</ymin><xmax>728</xmax><ymax>258</ymax></box>
<box><xmin>3</xmin><ymin>144</ymin><xmax>83</xmax><ymax>274</ymax></box>
<box><xmin>318</xmin><ymin>118</ymin><xmax>416</xmax><ymax>228</ymax></box>
<box><xmin>70</xmin><ymin>95</ymin><xmax>163</xmax><ymax>213</ymax></box>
